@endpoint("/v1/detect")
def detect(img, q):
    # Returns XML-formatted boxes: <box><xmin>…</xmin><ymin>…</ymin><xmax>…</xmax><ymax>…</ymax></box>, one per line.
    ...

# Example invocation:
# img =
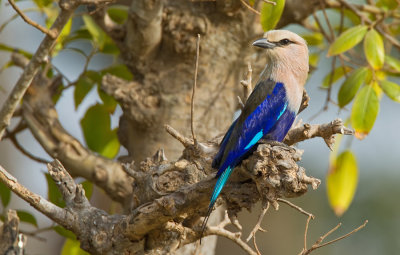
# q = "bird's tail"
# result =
<box><xmin>200</xmin><ymin>166</ymin><xmax>233</xmax><ymax>242</ymax></box>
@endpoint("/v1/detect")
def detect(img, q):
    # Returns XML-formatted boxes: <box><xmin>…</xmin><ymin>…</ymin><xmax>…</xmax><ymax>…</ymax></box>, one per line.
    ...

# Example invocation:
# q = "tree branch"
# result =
<box><xmin>0</xmin><ymin>164</ymin><xmax>69</xmax><ymax>226</ymax></box>
<box><xmin>284</xmin><ymin>119</ymin><xmax>354</xmax><ymax>149</ymax></box>
<box><xmin>21</xmin><ymin>73</ymin><xmax>132</xmax><ymax>203</ymax></box>
<box><xmin>0</xmin><ymin>210</ymin><xmax>20</xmax><ymax>254</ymax></box>
<box><xmin>0</xmin><ymin>6</ymin><xmax>74</xmax><ymax>140</ymax></box>
<box><xmin>7</xmin><ymin>0</ymin><xmax>57</xmax><ymax>38</ymax></box>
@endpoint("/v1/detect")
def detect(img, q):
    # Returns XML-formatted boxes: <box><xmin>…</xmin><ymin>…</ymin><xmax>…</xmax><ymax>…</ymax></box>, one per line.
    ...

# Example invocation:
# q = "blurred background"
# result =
<box><xmin>1</xmin><ymin>1</ymin><xmax>399</xmax><ymax>254</ymax></box>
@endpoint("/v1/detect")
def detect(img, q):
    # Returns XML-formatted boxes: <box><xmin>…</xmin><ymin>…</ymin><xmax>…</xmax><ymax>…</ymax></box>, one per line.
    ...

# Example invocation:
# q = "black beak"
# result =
<box><xmin>252</xmin><ymin>38</ymin><xmax>275</xmax><ymax>49</ymax></box>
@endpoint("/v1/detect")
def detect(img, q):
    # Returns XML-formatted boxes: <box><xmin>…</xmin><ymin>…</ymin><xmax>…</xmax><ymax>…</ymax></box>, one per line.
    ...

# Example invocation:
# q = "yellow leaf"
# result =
<box><xmin>364</xmin><ymin>29</ymin><xmax>385</xmax><ymax>69</ymax></box>
<box><xmin>327</xmin><ymin>150</ymin><xmax>358</xmax><ymax>216</ymax></box>
<box><xmin>351</xmin><ymin>85</ymin><xmax>379</xmax><ymax>139</ymax></box>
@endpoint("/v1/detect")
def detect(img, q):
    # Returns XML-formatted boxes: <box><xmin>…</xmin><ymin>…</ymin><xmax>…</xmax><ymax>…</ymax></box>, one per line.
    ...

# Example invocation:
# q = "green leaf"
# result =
<box><xmin>99</xmin><ymin>129</ymin><xmax>120</xmax><ymax>158</ymax></box>
<box><xmin>61</xmin><ymin>239</ymin><xmax>90</xmax><ymax>255</ymax></box>
<box><xmin>57</xmin><ymin>17</ymin><xmax>73</xmax><ymax>46</ymax></box>
<box><xmin>64</xmin><ymin>29</ymin><xmax>92</xmax><ymax>45</ymax></box>
<box><xmin>364</xmin><ymin>29</ymin><xmax>384</xmax><ymax>69</ymax></box>
<box><xmin>327</xmin><ymin>150</ymin><xmax>358</xmax><ymax>217</ymax></box>
<box><xmin>322</xmin><ymin>66</ymin><xmax>352</xmax><ymax>88</ymax></box>
<box><xmin>328</xmin><ymin>25</ymin><xmax>368</xmax><ymax>56</ymax></box>
<box><xmin>33</xmin><ymin>0</ymin><xmax>52</xmax><ymax>8</ymax></box>
<box><xmin>260</xmin><ymin>0</ymin><xmax>285</xmax><ymax>31</ymax></box>
<box><xmin>80</xmin><ymin>104</ymin><xmax>120</xmax><ymax>158</ymax></box>
<box><xmin>0</xmin><ymin>181</ymin><xmax>11</xmax><ymax>208</ymax></box>
<box><xmin>302</xmin><ymin>32</ymin><xmax>324</xmax><ymax>46</ymax></box>
<box><xmin>377</xmin><ymin>0</ymin><xmax>398</xmax><ymax>10</ymax></box>
<box><xmin>338</xmin><ymin>67</ymin><xmax>369</xmax><ymax>107</ymax></box>
<box><xmin>351</xmin><ymin>85</ymin><xmax>379</xmax><ymax>139</ymax></box>
<box><xmin>85</xmin><ymin>70</ymin><xmax>102</xmax><ymax>84</ymax></box>
<box><xmin>98</xmin><ymin>88</ymin><xmax>117</xmax><ymax>113</ymax></box>
<box><xmin>380</xmin><ymin>80</ymin><xmax>400</xmax><ymax>102</ymax></box>
<box><xmin>54</xmin><ymin>226</ymin><xmax>76</xmax><ymax>240</ymax></box>
<box><xmin>0</xmin><ymin>43</ymin><xmax>32</xmax><ymax>58</ymax></box>
<box><xmin>385</xmin><ymin>55</ymin><xmax>400</xmax><ymax>72</ymax></box>
<box><xmin>309</xmin><ymin>53</ymin><xmax>320</xmax><ymax>68</ymax></box>
<box><xmin>74</xmin><ymin>77</ymin><xmax>95</xmax><ymax>109</ymax></box>
<box><xmin>101</xmin><ymin>41</ymin><xmax>120</xmax><ymax>55</ymax></box>
<box><xmin>80</xmin><ymin>181</ymin><xmax>93</xmax><ymax>200</ymax></box>
<box><xmin>16</xmin><ymin>210</ymin><xmax>38</xmax><ymax>227</ymax></box>
<box><xmin>45</xmin><ymin>173</ymin><xmax>65</xmax><ymax>208</ymax></box>
<box><xmin>102</xmin><ymin>64</ymin><xmax>133</xmax><ymax>81</ymax></box>
<box><xmin>44</xmin><ymin>6</ymin><xmax>59</xmax><ymax>28</ymax></box>
<box><xmin>82</xmin><ymin>15</ymin><xmax>106</xmax><ymax>49</ymax></box>
<box><xmin>107</xmin><ymin>5</ymin><xmax>129</xmax><ymax>24</ymax></box>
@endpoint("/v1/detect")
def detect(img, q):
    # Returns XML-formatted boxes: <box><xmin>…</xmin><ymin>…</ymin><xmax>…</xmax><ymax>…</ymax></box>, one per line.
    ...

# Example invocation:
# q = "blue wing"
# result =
<box><xmin>212</xmin><ymin>119</ymin><xmax>237</xmax><ymax>169</ymax></box>
<box><xmin>216</xmin><ymin>81</ymin><xmax>294</xmax><ymax>176</ymax></box>
<box><xmin>201</xmin><ymin>80</ymin><xmax>297</xmax><ymax>237</ymax></box>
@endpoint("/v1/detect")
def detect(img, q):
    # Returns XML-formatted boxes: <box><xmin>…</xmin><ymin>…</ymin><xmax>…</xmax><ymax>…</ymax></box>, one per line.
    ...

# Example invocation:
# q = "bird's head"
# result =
<box><xmin>253</xmin><ymin>30</ymin><xmax>309</xmax><ymax>85</ymax></box>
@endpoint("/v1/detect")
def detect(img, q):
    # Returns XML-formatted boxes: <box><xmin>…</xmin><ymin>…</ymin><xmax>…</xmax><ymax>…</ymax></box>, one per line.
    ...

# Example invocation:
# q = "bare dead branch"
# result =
<box><xmin>0</xmin><ymin>210</ymin><xmax>20</xmax><ymax>254</ymax></box>
<box><xmin>21</xmin><ymin>75</ymin><xmax>132</xmax><ymax>202</ymax></box>
<box><xmin>316</xmin><ymin>220</ymin><xmax>368</xmax><ymax>249</ymax></box>
<box><xmin>240</xmin><ymin>62</ymin><xmax>253</xmax><ymax>102</ymax></box>
<box><xmin>303</xmin><ymin>215</ymin><xmax>313</xmax><ymax>252</ymax></box>
<box><xmin>246</xmin><ymin>201</ymin><xmax>269</xmax><ymax>242</ymax></box>
<box><xmin>204</xmin><ymin>211</ymin><xmax>256</xmax><ymax>255</ymax></box>
<box><xmin>240</xmin><ymin>0</ymin><xmax>260</xmax><ymax>15</ymax></box>
<box><xmin>7</xmin><ymin>0</ymin><xmax>57</xmax><ymax>38</ymax></box>
<box><xmin>0</xmin><ymin>164</ymin><xmax>69</xmax><ymax>225</ymax></box>
<box><xmin>165</xmin><ymin>124</ymin><xmax>193</xmax><ymax>147</ymax></box>
<box><xmin>207</xmin><ymin>226</ymin><xmax>257</xmax><ymax>255</ymax></box>
<box><xmin>6</xmin><ymin>129</ymin><xmax>50</xmax><ymax>164</ymax></box>
<box><xmin>300</xmin><ymin>220</ymin><xmax>368</xmax><ymax>255</ymax></box>
<box><xmin>191</xmin><ymin>34</ymin><xmax>200</xmax><ymax>145</ymax></box>
<box><xmin>277</xmin><ymin>198</ymin><xmax>315</xmax><ymax>219</ymax></box>
<box><xmin>0</xmin><ymin>7</ymin><xmax>74</xmax><ymax>140</ymax></box>
<box><xmin>284</xmin><ymin>119</ymin><xmax>354</xmax><ymax>148</ymax></box>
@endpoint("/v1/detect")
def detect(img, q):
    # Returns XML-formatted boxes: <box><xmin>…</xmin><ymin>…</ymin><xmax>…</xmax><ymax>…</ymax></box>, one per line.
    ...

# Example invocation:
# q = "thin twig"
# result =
<box><xmin>312</xmin><ymin>13</ymin><xmax>331</xmax><ymax>43</ymax></box>
<box><xmin>240</xmin><ymin>62</ymin><xmax>253</xmax><ymax>102</ymax></box>
<box><xmin>164</xmin><ymin>124</ymin><xmax>192</xmax><ymax>147</ymax></box>
<box><xmin>300</xmin><ymin>220</ymin><xmax>368</xmax><ymax>255</ymax></box>
<box><xmin>6</xmin><ymin>129</ymin><xmax>50</xmax><ymax>164</ymax></box>
<box><xmin>240</xmin><ymin>0</ymin><xmax>260</xmax><ymax>15</ymax></box>
<box><xmin>191</xmin><ymin>34</ymin><xmax>200</xmax><ymax>145</ymax></box>
<box><xmin>0</xmin><ymin>7</ymin><xmax>74</xmax><ymax>140</ymax></box>
<box><xmin>206</xmin><ymin>226</ymin><xmax>257</xmax><ymax>255</ymax></box>
<box><xmin>277</xmin><ymin>198</ymin><xmax>315</xmax><ymax>219</ymax></box>
<box><xmin>319</xmin><ymin>0</ymin><xmax>334</xmax><ymax>41</ymax></box>
<box><xmin>7</xmin><ymin>0</ymin><xmax>57</xmax><ymax>39</ymax></box>
<box><xmin>0</xmin><ymin>163</ymin><xmax>66</xmax><ymax>224</ymax></box>
<box><xmin>246</xmin><ymin>202</ymin><xmax>269</xmax><ymax>242</ymax></box>
<box><xmin>262</xmin><ymin>0</ymin><xmax>276</xmax><ymax>4</ymax></box>
<box><xmin>303</xmin><ymin>215</ymin><xmax>312</xmax><ymax>252</ymax></box>
<box><xmin>316</xmin><ymin>220</ymin><xmax>368</xmax><ymax>249</ymax></box>
<box><xmin>0</xmin><ymin>7</ymin><xmax>37</xmax><ymax>34</ymax></box>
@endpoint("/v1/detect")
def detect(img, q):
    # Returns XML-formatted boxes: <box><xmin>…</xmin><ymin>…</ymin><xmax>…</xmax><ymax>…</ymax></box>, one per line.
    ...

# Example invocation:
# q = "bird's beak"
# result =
<box><xmin>252</xmin><ymin>38</ymin><xmax>275</xmax><ymax>49</ymax></box>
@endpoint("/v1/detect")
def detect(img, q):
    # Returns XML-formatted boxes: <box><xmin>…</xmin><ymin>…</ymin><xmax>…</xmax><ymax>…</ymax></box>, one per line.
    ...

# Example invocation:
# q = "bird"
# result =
<box><xmin>200</xmin><ymin>30</ymin><xmax>309</xmax><ymax>238</ymax></box>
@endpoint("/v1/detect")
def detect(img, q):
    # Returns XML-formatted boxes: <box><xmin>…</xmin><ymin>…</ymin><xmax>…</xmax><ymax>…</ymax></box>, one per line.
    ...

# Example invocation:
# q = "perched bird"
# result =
<box><xmin>201</xmin><ymin>30</ymin><xmax>309</xmax><ymax>236</ymax></box>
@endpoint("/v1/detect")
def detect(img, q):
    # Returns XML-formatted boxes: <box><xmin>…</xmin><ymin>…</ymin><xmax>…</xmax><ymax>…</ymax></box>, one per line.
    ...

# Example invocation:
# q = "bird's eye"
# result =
<box><xmin>279</xmin><ymin>39</ymin><xmax>291</xmax><ymax>45</ymax></box>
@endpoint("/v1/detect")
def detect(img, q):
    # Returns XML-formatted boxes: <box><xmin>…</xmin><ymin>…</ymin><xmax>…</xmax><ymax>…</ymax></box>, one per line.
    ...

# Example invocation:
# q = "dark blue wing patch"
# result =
<box><xmin>212</xmin><ymin>119</ymin><xmax>237</xmax><ymax>170</ymax></box>
<box><xmin>216</xmin><ymin>82</ymin><xmax>292</xmax><ymax>176</ymax></box>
